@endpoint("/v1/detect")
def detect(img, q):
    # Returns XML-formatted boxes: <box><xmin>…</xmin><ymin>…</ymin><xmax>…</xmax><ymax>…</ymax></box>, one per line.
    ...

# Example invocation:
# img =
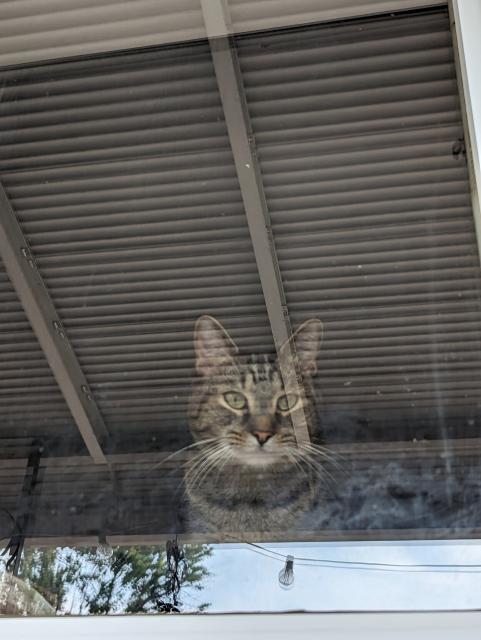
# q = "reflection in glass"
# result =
<box><xmin>0</xmin><ymin>544</ymin><xmax>211</xmax><ymax>615</ymax></box>
<box><xmin>0</xmin><ymin>5</ymin><xmax>480</xmax><ymax>618</ymax></box>
<box><xmin>186</xmin><ymin>315</ymin><xmax>334</xmax><ymax>533</ymax></box>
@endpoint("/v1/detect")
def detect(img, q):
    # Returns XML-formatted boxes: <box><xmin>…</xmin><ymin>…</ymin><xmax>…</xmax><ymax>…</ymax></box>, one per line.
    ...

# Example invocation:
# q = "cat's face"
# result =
<box><xmin>188</xmin><ymin>315</ymin><xmax>323</xmax><ymax>468</ymax></box>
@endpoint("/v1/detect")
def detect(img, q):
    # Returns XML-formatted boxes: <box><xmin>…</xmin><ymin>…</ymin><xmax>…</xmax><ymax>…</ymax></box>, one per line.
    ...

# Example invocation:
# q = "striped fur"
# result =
<box><xmin>185</xmin><ymin>315</ymin><xmax>334</xmax><ymax>534</ymax></box>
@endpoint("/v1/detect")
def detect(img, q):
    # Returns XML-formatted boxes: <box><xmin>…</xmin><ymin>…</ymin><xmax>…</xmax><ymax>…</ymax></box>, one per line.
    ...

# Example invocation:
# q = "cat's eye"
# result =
<box><xmin>277</xmin><ymin>393</ymin><xmax>299</xmax><ymax>412</ymax></box>
<box><xmin>224</xmin><ymin>391</ymin><xmax>247</xmax><ymax>410</ymax></box>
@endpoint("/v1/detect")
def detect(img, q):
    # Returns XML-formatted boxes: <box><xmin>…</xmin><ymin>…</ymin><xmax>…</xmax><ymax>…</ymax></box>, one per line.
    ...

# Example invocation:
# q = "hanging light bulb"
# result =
<box><xmin>97</xmin><ymin>535</ymin><xmax>113</xmax><ymax>559</ymax></box>
<box><xmin>278</xmin><ymin>555</ymin><xmax>295</xmax><ymax>589</ymax></box>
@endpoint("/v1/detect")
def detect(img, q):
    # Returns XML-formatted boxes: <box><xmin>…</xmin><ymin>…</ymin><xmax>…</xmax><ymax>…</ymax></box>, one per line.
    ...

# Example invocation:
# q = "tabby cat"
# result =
<box><xmin>185</xmin><ymin>314</ymin><xmax>335</xmax><ymax>534</ymax></box>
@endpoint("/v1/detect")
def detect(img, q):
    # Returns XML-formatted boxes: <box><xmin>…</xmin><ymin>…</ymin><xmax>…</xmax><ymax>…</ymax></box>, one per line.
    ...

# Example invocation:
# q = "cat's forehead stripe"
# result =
<box><xmin>237</xmin><ymin>358</ymin><xmax>281</xmax><ymax>390</ymax></box>
<box><xmin>249</xmin><ymin>361</ymin><xmax>266</xmax><ymax>383</ymax></box>
<box><xmin>244</xmin><ymin>371</ymin><xmax>255</xmax><ymax>391</ymax></box>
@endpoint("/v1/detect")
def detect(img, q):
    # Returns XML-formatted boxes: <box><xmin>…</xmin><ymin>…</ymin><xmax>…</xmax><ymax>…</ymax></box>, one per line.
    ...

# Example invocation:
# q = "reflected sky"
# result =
<box><xmin>199</xmin><ymin>541</ymin><xmax>481</xmax><ymax>612</ymax></box>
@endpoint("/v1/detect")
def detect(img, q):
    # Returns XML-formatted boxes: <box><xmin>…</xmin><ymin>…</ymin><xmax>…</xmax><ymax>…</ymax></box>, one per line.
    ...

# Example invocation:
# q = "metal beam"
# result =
<box><xmin>0</xmin><ymin>184</ymin><xmax>108</xmax><ymax>464</ymax></box>
<box><xmin>23</xmin><ymin>527</ymin><xmax>481</xmax><ymax>548</ymax></box>
<box><xmin>450</xmin><ymin>0</ymin><xmax>481</xmax><ymax>269</ymax></box>
<box><xmin>201</xmin><ymin>0</ymin><xmax>310</xmax><ymax>443</ymax></box>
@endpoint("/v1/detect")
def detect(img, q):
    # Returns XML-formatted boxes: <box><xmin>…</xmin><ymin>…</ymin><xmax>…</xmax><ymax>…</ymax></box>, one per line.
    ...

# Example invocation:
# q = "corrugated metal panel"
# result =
<box><xmin>0</xmin><ymin>0</ymin><xmax>205</xmax><ymax>67</ymax></box>
<box><xmin>0</xmin><ymin>6</ymin><xmax>480</xmax><ymax>544</ymax></box>
<box><xmin>0</xmin><ymin>0</ymin><xmax>446</xmax><ymax>68</ymax></box>
<box><xmin>236</xmin><ymin>10</ymin><xmax>481</xmax><ymax>439</ymax></box>
<box><xmin>0</xmin><ymin>258</ymin><xmax>82</xmax><ymax>446</ymax></box>
<box><xmin>0</xmin><ymin>8</ymin><xmax>479</xmax><ymax>451</ymax></box>
<box><xmin>229</xmin><ymin>0</ymin><xmax>447</xmax><ymax>34</ymax></box>
<box><xmin>0</xmin><ymin>40</ymin><xmax>272</xmax><ymax>444</ymax></box>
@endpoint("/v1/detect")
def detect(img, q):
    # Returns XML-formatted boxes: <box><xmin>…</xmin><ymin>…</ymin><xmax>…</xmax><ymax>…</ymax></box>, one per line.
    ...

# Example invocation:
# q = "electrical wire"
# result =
<box><xmin>243</xmin><ymin>541</ymin><xmax>481</xmax><ymax>574</ymax></box>
<box><xmin>247</xmin><ymin>541</ymin><xmax>481</xmax><ymax>569</ymax></box>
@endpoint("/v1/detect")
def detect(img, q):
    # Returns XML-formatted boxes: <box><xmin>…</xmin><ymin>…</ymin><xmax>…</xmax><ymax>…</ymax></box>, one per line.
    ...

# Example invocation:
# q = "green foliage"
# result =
<box><xmin>18</xmin><ymin>543</ymin><xmax>211</xmax><ymax>615</ymax></box>
<box><xmin>19</xmin><ymin>547</ymin><xmax>81</xmax><ymax>612</ymax></box>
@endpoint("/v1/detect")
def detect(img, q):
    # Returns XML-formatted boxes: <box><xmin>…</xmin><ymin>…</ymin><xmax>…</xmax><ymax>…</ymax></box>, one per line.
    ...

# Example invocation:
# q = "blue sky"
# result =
<box><xmin>189</xmin><ymin>541</ymin><xmax>481</xmax><ymax>613</ymax></box>
<box><xmin>5</xmin><ymin>540</ymin><xmax>481</xmax><ymax>614</ymax></box>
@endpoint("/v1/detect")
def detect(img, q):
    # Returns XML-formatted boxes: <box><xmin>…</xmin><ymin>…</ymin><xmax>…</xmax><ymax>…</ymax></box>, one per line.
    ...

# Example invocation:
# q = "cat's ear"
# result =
<box><xmin>194</xmin><ymin>315</ymin><xmax>239</xmax><ymax>376</ymax></box>
<box><xmin>279</xmin><ymin>319</ymin><xmax>323</xmax><ymax>376</ymax></box>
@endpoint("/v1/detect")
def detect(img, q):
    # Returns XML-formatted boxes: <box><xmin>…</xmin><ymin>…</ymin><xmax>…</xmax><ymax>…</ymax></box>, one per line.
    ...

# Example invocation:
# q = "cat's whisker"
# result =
<box><xmin>300</xmin><ymin>442</ymin><xmax>345</xmax><ymax>474</ymax></box>
<box><xmin>184</xmin><ymin>443</ymin><xmax>223</xmax><ymax>485</ymax></box>
<box><xmin>301</xmin><ymin>440</ymin><xmax>339</xmax><ymax>459</ymax></box>
<box><xmin>157</xmin><ymin>441</ymin><xmax>223</xmax><ymax>496</ymax></box>
<box><xmin>219</xmin><ymin>448</ymin><xmax>235</xmax><ymax>473</ymax></box>
<box><xmin>183</xmin><ymin>450</ymin><xmax>219</xmax><ymax>483</ymax></box>
<box><xmin>184</xmin><ymin>440</ymin><xmax>223</xmax><ymax>465</ymax></box>
<box><xmin>290</xmin><ymin>447</ymin><xmax>321</xmax><ymax>477</ymax></box>
<box><xmin>185</xmin><ymin>443</ymin><xmax>227</xmax><ymax>487</ymax></box>
<box><xmin>149</xmin><ymin>437</ymin><xmax>219</xmax><ymax>471</ymax></box>
<box><xmin>200</xmin><ymin>449</ymin><xmax>232</xmax><ymax>487</ymax></box>
<box><xmin>307</xmin><ymin>463</ymin><xmax>337</xmax><ymax>493</ymax></box>
<box><xmin>302</xmin><ymin>441</ymin><xmax>345</xmax><ymax>465</ymax></box>
<box><xmin>185</xmin><ymin>448</ymin><xmax>222</xmax><ymax>486</ymax></box>
<box><xmin>302</xmin><ymin>449</ymin><xmax>346</xmax><ymax>482</ymax></box>
<box><xmin>289</xmin><ymin>449</ymin><xmax>319</xmax><ymax>476</ymax></box>
<box><xmin>287</xmin><ymin>453</ymin><xmax>324</xmax><ymax>494</ymax></box>
<box><xmin>193</xmin><ymin>446</ymin><xmax>226</xmax><ymax>481</ymax></box>
<box><xmin>192</xmin><ymin>446</ymin><xmax>231</xmax><ymax>488</ymax></box>
<box><xmin>297</xmin><ymin>447</ymin><xmax>337</xmax><ymax>473</ymax></box>
<box><xmin>297</xmin><ymin>447</ymin><xmax>337</xmax><ymax>480</ymax></box>
<box><xmin>211</xmin><ymin>448</ymin><xmax>235</xmax><ymax>487</ymax></box>
<box><xmin>291</xmin><ymin>448</ymin><xmax>337</xmax><ymax>490</ymax></box>
<box><xmin>285</xmin><ymin>450</ymin><xmax>314</xmax><ymax>489</ymax></box>
<box><xmin>183</xmin><ymin>444</ymin><xmax>218</xmax><ymax>471</ymax></box>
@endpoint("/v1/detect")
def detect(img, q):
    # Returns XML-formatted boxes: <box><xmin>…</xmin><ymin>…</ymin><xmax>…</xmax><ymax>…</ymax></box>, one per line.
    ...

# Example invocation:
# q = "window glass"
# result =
<box><xmin>1</xmin><ymin>6</ymin><xmax>481</xmax><ymax>616</ymax></box>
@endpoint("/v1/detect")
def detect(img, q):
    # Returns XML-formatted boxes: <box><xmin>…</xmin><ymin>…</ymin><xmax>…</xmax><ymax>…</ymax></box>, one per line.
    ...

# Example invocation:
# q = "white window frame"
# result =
<box><xmin>0</xmin><ymin>610</ymin><xmax>480</xmax><ymax>639</ymax></box>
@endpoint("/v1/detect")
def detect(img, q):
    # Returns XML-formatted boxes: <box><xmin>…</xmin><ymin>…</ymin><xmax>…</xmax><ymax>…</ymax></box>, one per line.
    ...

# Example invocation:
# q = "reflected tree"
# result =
<box><xmin>17</xmin><ymin>543</ymin><xmax>211</xmax><ymax>615</ymax></box>
<box><xmin>19</xmin><ymin>548</ymin><xmax>81</xmax><ymax>612</ymax></box>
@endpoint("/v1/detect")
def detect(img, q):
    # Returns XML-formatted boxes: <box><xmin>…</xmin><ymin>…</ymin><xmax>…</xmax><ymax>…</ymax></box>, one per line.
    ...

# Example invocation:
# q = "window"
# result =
<box><xmin>1</xmin><ymin>0</ymin><xmax>481</xmax><ymax>623</ymax></box>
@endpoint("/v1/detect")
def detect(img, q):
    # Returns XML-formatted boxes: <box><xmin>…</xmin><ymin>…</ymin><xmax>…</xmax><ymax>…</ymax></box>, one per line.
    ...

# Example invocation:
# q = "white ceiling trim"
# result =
<box><xmin>0</xmin><ymin>0</ymin><xmax>447</xmax><ymax>68</ymax></box>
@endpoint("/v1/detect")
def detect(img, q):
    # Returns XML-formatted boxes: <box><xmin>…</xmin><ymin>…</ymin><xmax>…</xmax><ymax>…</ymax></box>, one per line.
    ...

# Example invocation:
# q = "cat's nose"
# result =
<box><xmin>252</xmin><ymin>431</ymin><xmax>273</xmax><ymax>446</ymax></box>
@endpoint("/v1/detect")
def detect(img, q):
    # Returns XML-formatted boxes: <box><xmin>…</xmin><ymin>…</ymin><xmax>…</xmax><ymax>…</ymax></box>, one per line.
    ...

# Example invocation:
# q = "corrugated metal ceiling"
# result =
<box><xmin>0</xmin><ymin>40</ymin><xmax>272</xmax><ymax>448</ymax></box>
<box><xmin>0</xmin><ymin>256</ymin><xmax>82</xmax><ymax>448</ymax></box>
<box><xmin>0</xmin><ymin>8</ymin><xmax>479</xmax><ymax>450</ymax></box>
<box><xmin>0</xmin><ymin>0</ymin><xmax>447</xmax><ymax>67</ymax></box>
<box><xmin>236</xmin><ymin>10</ymin><xmax>481</xmax><ymax>439</ymax></box>
<box><xmin>1</xmin><ymin>6</ymin><xmax>481</xmax><ymax>540</ymax></box>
